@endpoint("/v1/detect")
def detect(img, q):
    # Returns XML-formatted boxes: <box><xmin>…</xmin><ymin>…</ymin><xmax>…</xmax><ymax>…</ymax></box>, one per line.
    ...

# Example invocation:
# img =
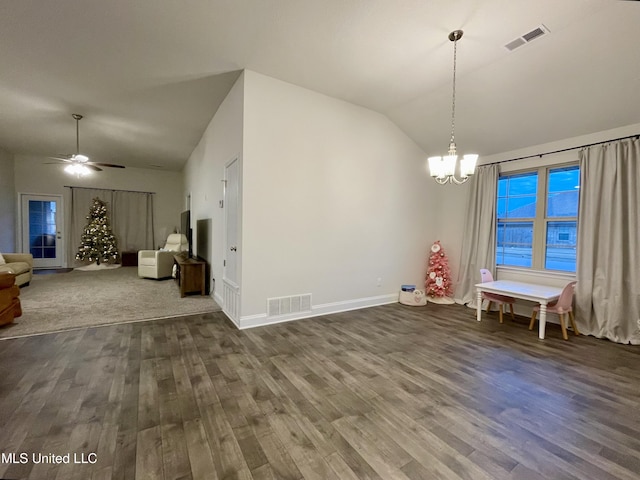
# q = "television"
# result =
<box><xmin>180</xmin><ymin>210</ymin><xmax>192</xmax><ymax>258</ymax></box>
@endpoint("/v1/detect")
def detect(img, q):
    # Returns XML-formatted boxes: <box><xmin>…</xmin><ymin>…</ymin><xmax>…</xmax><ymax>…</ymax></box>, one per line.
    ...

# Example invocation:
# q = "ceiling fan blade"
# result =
<box><xmin>85</xmin><ymin>164</ymin><xmax>103</xmax><ymax>172</ymax></box>
<box><xmin>91</xmin><ymin>162</ymin><xmax>126</xmax><ymax>169</ymax></box>
<box><xmin>48</xmin><ymin>156</ymin><xmax>74</xmax><ymax>163</ymax></box>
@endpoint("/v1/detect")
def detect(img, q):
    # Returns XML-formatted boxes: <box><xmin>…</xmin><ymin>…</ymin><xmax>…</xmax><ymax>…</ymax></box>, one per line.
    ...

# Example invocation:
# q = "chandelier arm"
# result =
<box><xmin>434</xmin><ymin>174</ymin><xmax>471</xmax><ymax>185</ymax></box>
<box><xmin>450</xmin><ymin>175</ymin><xmax>470</xmax><ymax>185</ymax></box>
<box><xmin>434</xmin><ymin>176</ymin><xmax>450</xmax><ymax>185</ymax></box>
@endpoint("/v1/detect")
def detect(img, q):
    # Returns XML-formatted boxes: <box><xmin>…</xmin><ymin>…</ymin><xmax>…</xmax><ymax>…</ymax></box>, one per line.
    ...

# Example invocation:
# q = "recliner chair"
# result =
<box><xmin>138</xmin><ymin>234</ymin><xmax>188</xmax><ymax>279</ymax></box>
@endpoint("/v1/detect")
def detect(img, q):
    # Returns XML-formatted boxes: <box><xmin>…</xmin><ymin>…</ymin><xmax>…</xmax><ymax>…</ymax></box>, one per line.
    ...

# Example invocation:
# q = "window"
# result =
<box><xmin>545</xmin><ymin>166</ymin><xmax>579</xmax><ymax>271</ymax></box>
<box><xmin>496</xmin><ymin>172</ymin><xmax>538</xmax><ymax>268</ymax></box>
<box><xmin>496</xmin><ymin>165</ymin><xmax>579</xmax><ymax>272</ymax></box>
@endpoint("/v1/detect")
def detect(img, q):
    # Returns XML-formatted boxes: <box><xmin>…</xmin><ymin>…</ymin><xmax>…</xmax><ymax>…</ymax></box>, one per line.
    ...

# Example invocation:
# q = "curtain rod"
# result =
<box><xmin>65</xmin><ymin>185</ymin><xmax>155</xmax><ymax>194</ymax></box>
<box><xmin>486</xmin><ymin>133</ymin><xmax>640</xmax><ymax>166</ymax></box>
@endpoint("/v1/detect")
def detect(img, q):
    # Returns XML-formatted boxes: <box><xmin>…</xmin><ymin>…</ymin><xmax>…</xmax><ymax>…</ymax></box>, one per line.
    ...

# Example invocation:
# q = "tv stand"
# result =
<box><xmin>173</xmin><ymin>254</ymin><xmax>206</xmax><ymax>297</ymax></box>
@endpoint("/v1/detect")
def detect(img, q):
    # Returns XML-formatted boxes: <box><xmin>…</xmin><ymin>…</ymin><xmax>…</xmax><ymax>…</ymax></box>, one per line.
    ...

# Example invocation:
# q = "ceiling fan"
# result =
<box><xmin>49</xmin><ymin>114</ymin><xmax>125</xmax><ymax>174</ymax></box>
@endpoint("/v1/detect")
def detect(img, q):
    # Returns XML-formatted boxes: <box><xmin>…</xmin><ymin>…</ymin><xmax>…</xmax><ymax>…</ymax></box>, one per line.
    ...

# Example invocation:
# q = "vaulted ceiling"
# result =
<box><xmin>1</xmin><ymin>0</ymin><xmax>638</xmax><ymax>171</ymax></box>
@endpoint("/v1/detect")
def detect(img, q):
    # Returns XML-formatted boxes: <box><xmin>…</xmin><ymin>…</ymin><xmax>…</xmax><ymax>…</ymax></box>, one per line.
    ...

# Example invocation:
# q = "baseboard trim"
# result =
<box><xmin>214</xmin><ymin>291</ymin><xmax>224</xmax><ymax>309</ymax></box>
<box><xmin>213</xmin><ymin>290</ymin><xmax>241</xmax><ymax>328</ymax></box>
<box><xmin>237</xmin><ymin>293</ymin><xmax>398</xmax><ymax>330</ymax></box>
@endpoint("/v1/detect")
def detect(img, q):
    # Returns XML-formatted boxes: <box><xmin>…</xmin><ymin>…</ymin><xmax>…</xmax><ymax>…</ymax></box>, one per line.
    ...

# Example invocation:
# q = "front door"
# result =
<box><xmin>21</xmin><ymin>194</ymin><xmax>64</xmax><ymax>268</ymax></box>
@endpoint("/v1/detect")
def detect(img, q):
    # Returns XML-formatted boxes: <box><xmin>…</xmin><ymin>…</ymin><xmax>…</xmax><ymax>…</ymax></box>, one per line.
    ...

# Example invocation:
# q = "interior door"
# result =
<box><xmin>224</xmin><ymin>158</ymin><xmax>239</xmax><ymax>287</ymax></box>
<box><xmin>21</xmin><ymin>194</ymin><xmax>64</xmax><ymax>268</ymax></box>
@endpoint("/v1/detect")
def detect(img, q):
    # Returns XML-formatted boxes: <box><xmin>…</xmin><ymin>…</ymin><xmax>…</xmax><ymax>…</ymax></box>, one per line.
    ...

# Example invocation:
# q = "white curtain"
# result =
<box><xmin>69</xmin><ymin>187</ymin><xmax>155</xmax><ymax>266</ymax></box>
<box><xmin>576</xmin><ymin>138</ymin><xmax>640</xmax><ymax>344</ymax></box>
<box><xmin>455</xmin><ymin>164</ymin><xmax>499</xmax><ymax>306</ymax></box>
<box><xmin>112</xmin><ymin>190</ymin><xmax>155</xmax><ymax>252</ymax></box>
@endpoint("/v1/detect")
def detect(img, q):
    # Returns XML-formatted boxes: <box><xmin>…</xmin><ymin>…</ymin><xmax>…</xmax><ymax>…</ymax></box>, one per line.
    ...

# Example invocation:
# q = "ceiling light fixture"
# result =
<box><xmin>64</xmin><ymin>114</ymin><xmax>91</xmax><ymax>177</ymax></box>
<box><xmin>49</xmin><ymin>114</ymin><xmax>125</xmax><ymax>174</ymax></box>
<box><xmin>64</xmin><ymin>163</ymin><xmax>91</xmax><ymax>177</ymax></box>
<box><xmin>428</xmin><ymin>30</ymin><xmax>478</xmax><ymax>185</ymax></box>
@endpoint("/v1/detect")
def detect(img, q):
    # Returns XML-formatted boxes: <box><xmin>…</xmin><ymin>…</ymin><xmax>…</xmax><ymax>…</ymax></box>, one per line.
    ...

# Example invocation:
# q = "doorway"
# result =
<box><xmin>223</xmin><ymin>157</ymin><xmax>240</xmax><ymax>322</ymax></box>
<box><xmin>20</xmin><ymin>194</ymin><xmax>64</xmax><ymax>268</ymax></box>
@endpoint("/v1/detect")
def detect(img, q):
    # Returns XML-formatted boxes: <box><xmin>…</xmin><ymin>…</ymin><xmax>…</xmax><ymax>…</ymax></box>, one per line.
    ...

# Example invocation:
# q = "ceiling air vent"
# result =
<box><xmin>505</xmin><ymin>24</ymin><xmax>550</xmax><ymax>51</ymax></box>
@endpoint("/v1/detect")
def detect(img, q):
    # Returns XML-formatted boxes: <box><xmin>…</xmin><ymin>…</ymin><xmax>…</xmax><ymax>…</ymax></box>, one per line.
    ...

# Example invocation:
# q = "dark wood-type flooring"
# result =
<box><xmin>0</xmin><ymin>303</ymin><xmax>639</xmax><ymax>480</ymax></box>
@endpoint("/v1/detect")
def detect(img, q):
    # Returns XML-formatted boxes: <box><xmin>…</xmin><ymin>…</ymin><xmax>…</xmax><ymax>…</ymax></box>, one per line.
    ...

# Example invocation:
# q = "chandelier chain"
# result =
<box><xmin>449</xmin><ymin>33</ymin><xmax>458</xmax><ymax>154</ymax></box>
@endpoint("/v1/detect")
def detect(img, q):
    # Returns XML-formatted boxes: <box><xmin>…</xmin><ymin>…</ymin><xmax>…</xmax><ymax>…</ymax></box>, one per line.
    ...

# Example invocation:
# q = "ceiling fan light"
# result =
<box><xmin>65</xmin><ymin>163</ymin><xmax>91</xmax><ymax>177</ymax></box>
<box><xmin>74</xmin><ymin>154</ymin><xmax>89</xmax><ymax>163</ymax></box>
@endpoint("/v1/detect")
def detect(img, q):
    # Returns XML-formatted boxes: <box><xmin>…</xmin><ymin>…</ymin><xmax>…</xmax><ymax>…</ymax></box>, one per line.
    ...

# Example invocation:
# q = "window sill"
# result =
<box><xmin>496</xmin><ymin>265</ymin><xmax>576</xmax><ymax>284</ymax></box>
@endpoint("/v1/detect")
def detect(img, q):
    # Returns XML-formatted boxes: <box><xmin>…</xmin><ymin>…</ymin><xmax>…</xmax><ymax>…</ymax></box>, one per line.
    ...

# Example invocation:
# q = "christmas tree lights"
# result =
<box><xmin>75</xmin><ymin>197</ymin><xmax>119</xmax><ymax>265</ymax></box>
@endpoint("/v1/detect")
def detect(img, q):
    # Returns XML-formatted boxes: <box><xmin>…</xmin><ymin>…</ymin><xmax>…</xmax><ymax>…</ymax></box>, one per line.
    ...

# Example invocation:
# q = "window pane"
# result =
<box><xmin>547</xmin><ymin>166</ymin><xmax>580</xmax><ymax>217</ymax></box>
<box><xmin>497</xmin><ymin>172</ymin><xmax>538</xmax><ymax>219</ymax></box>
<box><xmin>545</xmin><ymin>221</ymin><xmax>577</xmax><ymax>272</ymax></box>
<box><xmin>505</xmin><ymin>196</ymin><xmax>536</xmax><ymax>217</ymax></box>
<box><xmin>496</xmin><ymin>221</ymin><xmax>533</xmax><ymax>268</ymax></box>
<box><xmin>508</xmin><ymin>173</ymin><xmax>538</xmax><ymax>195</ymax></box>
<box><xmin>498</xmin><ymin>177</ymin><xmax>507</xmax><ymax>196</ymax></box>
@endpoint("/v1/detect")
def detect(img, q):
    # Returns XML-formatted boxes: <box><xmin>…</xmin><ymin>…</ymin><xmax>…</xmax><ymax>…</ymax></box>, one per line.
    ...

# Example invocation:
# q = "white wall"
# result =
<box><xmin>240</xmin><ymin>70</ymin><xmax>438</xmax><ymax>325</ymax></box>
<box><xmin>0</xmin><ymin>148</ymin><xmax>16</xmax><ymax>252</ymax></box>
<box><xmin>13</xmin><ymin>155</ymin><xmax>183</xmax><ymax>265</ymax></box>
<box><xmin>183</xmin><ymin>72</ymin><xmax>244</xmax><ymax>307</ymax></box>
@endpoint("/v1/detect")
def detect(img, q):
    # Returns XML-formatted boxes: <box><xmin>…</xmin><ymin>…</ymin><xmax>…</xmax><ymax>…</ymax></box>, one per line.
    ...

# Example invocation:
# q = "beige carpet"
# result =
<box><xmin>0</xmin><ymin>266</ymin><xmax>221</xmax><ymax>339</ymax></box>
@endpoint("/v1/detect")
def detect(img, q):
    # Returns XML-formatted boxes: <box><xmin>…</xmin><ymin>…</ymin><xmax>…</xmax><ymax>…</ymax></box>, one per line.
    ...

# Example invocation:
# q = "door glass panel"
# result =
<box><xmin>29</xmin><ymin>200</ymin><xmax>57</xmax><ymax>259</ymax></box>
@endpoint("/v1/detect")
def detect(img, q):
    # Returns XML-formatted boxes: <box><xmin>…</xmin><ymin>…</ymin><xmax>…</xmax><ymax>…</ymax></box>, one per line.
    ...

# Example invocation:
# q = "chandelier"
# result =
<box><xmin>428</xmin><ymin>30</ymin><xmax>478</xmax><ymax>185</ymax></box>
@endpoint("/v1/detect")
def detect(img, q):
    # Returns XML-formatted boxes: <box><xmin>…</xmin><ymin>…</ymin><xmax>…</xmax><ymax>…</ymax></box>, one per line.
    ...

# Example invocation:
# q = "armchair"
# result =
<box><xmin>0</xmin><ymin>253</ymin><xmax>34</xmax><ymax>287</ymax></box>
<box><xmin>138</xmin><ymin>234</ymin><xmax>188</xmax><ymax>279</ymax></box>
<box><xmin>0</xmin><ymin>273</ymin><xmax>22</xmax><ymax>326</ymax></box>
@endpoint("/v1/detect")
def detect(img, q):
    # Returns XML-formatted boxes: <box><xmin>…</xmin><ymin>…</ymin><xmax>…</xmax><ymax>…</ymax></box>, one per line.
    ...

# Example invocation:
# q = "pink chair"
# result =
<box><xmin>529</xmin><ymin>281</ymin><xmax>579</xmax><ymax>340</ymax></box>
<box><xmin>479</xmin><ymin>269</ymin><xmax>515</xmax><ymax>324</ymax></box>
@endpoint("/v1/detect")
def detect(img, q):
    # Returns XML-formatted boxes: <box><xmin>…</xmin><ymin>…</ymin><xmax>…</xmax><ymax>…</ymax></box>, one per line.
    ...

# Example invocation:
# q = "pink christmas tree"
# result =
<box><xmin>425</xmin><ymin>240</ymin><xmax>454</xmax><ymax>304</ymax></box>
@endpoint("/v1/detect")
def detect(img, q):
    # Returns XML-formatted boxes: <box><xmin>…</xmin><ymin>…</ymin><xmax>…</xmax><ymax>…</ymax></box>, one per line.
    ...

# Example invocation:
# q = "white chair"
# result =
<box><xmin>138</xmin><ymin>234</ymin><xmax>188</xmax><ymax>279</ymax></box>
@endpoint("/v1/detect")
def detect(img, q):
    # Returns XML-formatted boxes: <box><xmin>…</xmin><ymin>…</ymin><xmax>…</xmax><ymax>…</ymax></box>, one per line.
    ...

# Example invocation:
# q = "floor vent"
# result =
<box><xmin>505</xmin><ymin>24</ymin><xmax>549</xmax><ymax>51</ymax></box>
<box><xmin>267</xmin><ymin>294</ymin><xmax>312</xmax><ymax>317</ymax></box>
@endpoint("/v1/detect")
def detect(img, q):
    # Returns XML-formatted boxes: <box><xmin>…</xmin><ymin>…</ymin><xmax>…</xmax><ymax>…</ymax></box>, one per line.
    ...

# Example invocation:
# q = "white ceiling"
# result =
<box><xmin>1</xmin><ymin>0</ymin><xmax>639</xmax><ymax>171</ymax></box>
